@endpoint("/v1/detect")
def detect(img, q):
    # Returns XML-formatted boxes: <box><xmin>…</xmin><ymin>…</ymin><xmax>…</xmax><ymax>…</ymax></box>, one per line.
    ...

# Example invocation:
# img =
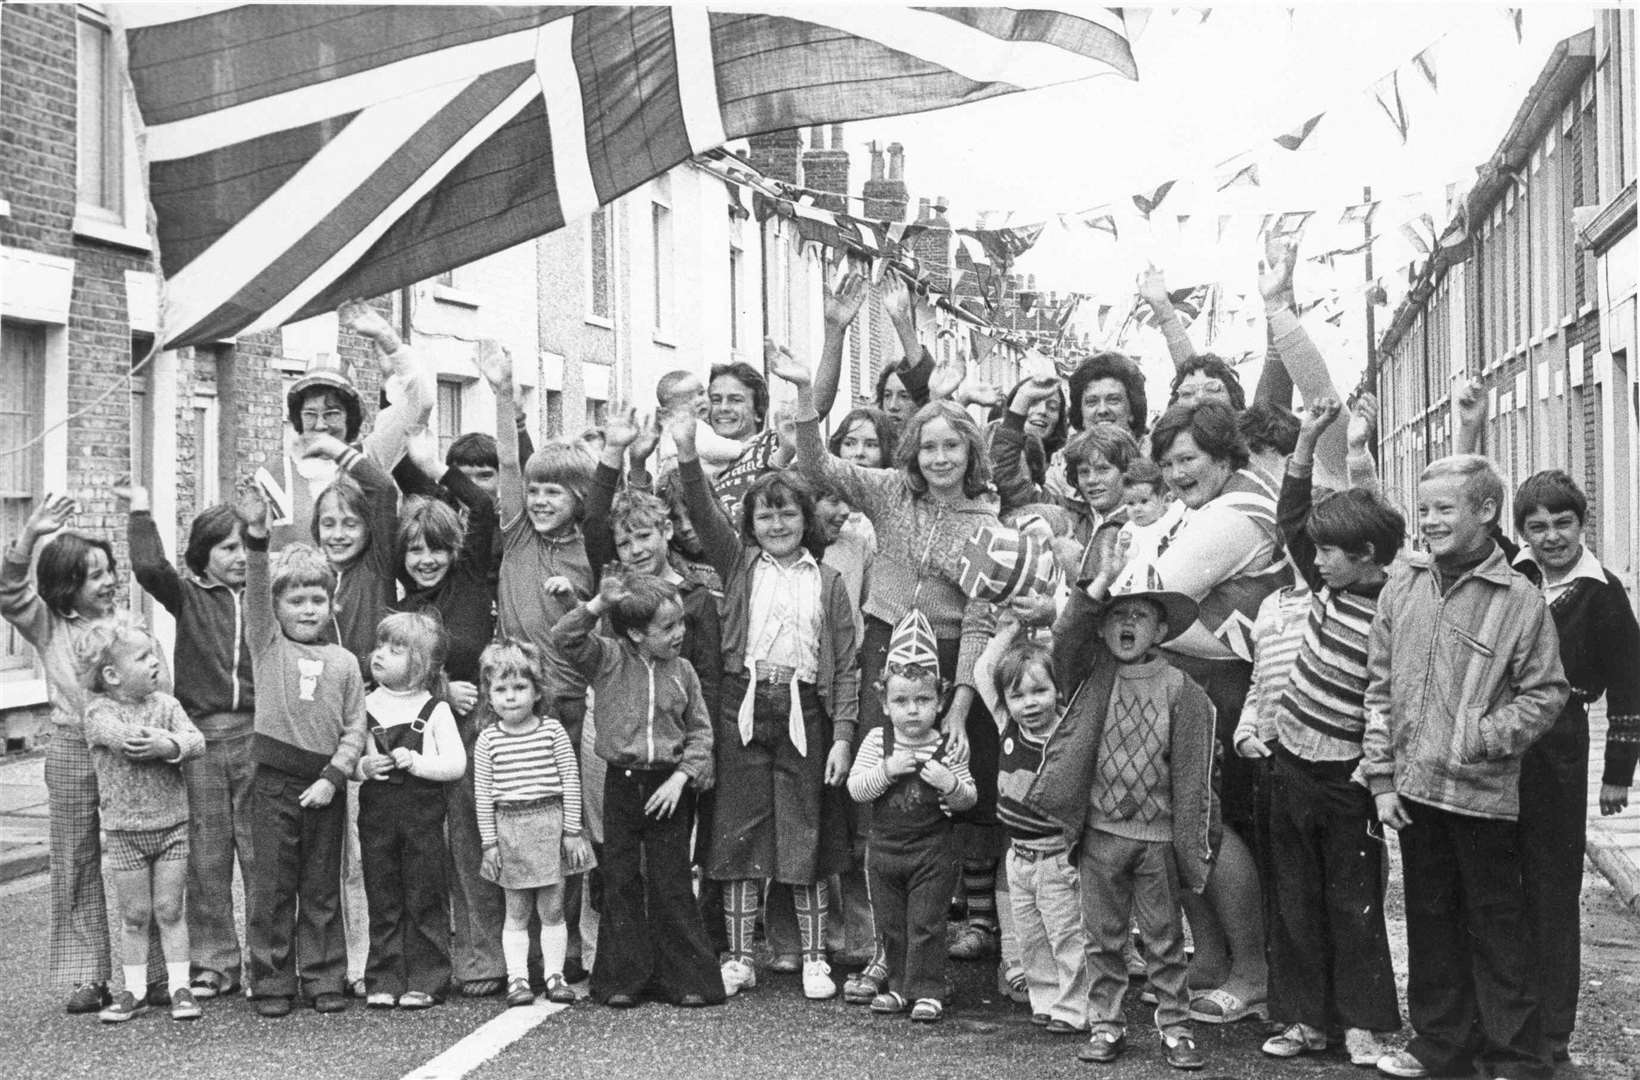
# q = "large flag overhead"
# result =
<box><xmin>115</xmin><ymin>5</ymin><xmax>1140</xmax><ymax>349</ymax></box>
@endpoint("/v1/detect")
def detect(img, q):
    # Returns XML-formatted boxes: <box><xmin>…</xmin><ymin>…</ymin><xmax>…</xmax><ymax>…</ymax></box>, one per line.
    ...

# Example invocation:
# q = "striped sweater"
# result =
<box><xmin>848</xmin><ymin>727</ymin><xmax>977</xmax><ymax>813</ymax></box>
<box><xmin>1276</xmin><ymin>583</ymin><xmax>1383</xmax><ymax>761</ymax></box>
<box><xmin>473</xmin><ymin>718</ymin><xmax>583</xmax><ymax>846</ymax></box>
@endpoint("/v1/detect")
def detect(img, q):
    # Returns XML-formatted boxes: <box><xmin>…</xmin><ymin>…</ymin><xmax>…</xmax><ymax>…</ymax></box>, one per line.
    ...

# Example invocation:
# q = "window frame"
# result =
<box><xmin>73</xmin><ymin>4</ymin><xmax>150</xmax><ymax>250</ymax></box>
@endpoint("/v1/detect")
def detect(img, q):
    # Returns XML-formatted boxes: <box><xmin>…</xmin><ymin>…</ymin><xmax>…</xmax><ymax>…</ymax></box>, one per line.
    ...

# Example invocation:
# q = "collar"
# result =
<box><xmin>757</xmin><ymin>548</ymin><xmax>819</xmax><ymax>573</ymax></box>
<box><xmin>1514</xmin><ymin>544</ymin><xmax>1606</xmax><ymax>589</ymax></box>
<box><xmin>1408</xmin><ymin>542</ymin><xmax>1517</xmax><ymax>585</ymax></box>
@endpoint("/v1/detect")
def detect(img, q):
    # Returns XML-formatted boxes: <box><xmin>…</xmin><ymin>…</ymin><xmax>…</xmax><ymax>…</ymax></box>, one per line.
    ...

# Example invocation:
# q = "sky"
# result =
<box><xmin>835</xmin><ymin>2</ymin><xmax>1597</xmax><ymax>389</ymax></box>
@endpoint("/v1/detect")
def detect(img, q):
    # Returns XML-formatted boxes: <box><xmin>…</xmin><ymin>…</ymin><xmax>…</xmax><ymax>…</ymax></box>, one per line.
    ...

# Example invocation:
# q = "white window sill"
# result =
<box><xmin>0</xmin><ymin>675</ymin><xmax>48</xmax><ymax>709</ymax></box>
<box><xmin>432</xmin><ymin>284</ymin><xmax>482</xmax><ymax>308</ymax></box>
<box><xmin>72</xmin><ymin>212</ymin><xmax>152</xmax><ymax>252</ymax></box>
<box><xmin>584</xmin><ymin>313</ymin><xmax>614</xmax><ymax>330</ymax></box>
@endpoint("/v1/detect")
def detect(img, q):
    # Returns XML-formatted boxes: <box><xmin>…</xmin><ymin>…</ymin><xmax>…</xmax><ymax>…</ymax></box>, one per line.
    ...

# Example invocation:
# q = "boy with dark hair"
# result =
<box><xmin>1242</xmin><ymin>399</ymin><xmax>1404</xmax><ymax>1064</ymax></box>
<box><xmin>1360</xmin><ymin>454</ymin><xmax>1567</xmax><ymax>1080</ymax></box>
<box><xmin>239</xmin><ymin>494</ymin><xmax>368</xmax><ymax>1018</ymax></box>
<box><xmin>1510</xmin><ymin>468</ymin><xmax>1639</xmax><ymax>1062</ymax></box>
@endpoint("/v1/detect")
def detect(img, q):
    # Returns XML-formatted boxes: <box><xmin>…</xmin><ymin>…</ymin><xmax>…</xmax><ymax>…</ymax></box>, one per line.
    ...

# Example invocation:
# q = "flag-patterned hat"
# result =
<box><xmin>886</xmin><ymin>609</ymin><xmax>940</xmax><ymax>673</ymax></box>
<box><xmin>1105</xmin><ymin>563</ymin><xmax>1198</xmax><ymax>643</ymax></box>
<box><xmin>959</xmin><ymin>525</ymin><xmax>1060</xmax><ymax>604</ymax></box>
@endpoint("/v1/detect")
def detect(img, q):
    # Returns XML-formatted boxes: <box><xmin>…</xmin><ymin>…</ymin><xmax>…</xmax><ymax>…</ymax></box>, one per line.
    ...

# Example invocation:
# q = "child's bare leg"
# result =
<box><xmin>152</xmin><ymin>858</ymin><xmax>192</xmax><ymax>995</ymax></box>
<box><xmin>111</xmin><ymin>866</ymin><xmax>155</xmax><ymax>994</ymax></box>
<box><xmin>1190</xmin><ymin>829</ymin><xmax>1267</xmax><ymax>1006</ymax></box>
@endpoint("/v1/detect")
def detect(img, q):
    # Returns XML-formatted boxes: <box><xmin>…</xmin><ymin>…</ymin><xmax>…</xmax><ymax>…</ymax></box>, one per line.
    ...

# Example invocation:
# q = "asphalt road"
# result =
<box><xmin>2</xmin><ymin>862</ymin><xmax>1635</xmax><ymax>1080</ymax></box>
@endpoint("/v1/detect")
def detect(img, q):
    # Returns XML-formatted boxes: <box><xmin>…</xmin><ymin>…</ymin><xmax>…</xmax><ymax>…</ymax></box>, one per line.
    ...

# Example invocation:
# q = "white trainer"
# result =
<box><xmin>720</xmin><ymin>958</ymin><xmax>757</xmax><ymax>997</ymax></box>
<box><xmin>802</xmin><ymin>960</ymin><xmax>836</xmax><ymax>1000</ymax></box>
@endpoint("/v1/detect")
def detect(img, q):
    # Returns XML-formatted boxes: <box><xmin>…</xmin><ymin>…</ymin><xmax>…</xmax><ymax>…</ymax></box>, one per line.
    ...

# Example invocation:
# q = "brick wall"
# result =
<box><xmin>0</xmin><ymin>4</ymin><xmax>76</xmax><ymax>260</ymax></box>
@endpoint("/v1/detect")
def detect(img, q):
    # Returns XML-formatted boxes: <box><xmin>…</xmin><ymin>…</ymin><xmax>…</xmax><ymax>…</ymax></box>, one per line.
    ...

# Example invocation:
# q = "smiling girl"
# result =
<box><xmin>3</xmin><ymin>494</ymin><xmax>170</xmax><ymax>1012</ymax></box>
<box><xmin>670</xmin><ymin>407</ymin><xmax>860</xmax><ymax>1003</ymax></box>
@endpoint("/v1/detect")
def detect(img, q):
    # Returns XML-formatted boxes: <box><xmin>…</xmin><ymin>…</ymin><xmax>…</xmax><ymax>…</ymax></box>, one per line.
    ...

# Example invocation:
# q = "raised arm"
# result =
<box><xmin>1282</xmin><ymin>398</ymin><xmax>1341</xmax><ymax>592</ymax></box>
<box><xmin>121</xmin><ymin>485</ymin><xmax>184</xmax><ymax>617</ymax></box>
<box><xmin>812</xmin><ymin>263</ymin><xmax>869</xmax><ymax>418</ymax></box>
<box><xmin>590</xmin><ymin>405</ymin><xmax>650</xmax><ymax>577</ymax></box>
<box><xmin>667</xmin><ymin>407</ymin><xmax>743</xmax><ymax>582</ymax></box>
<box><xmin>990</xmin><ymin>380</ymin><xmax>1058</xmax><ymax>512</ymax></box>
<box><xmin>1</xmin><ymin>494</ymin><xmax>78</xmax><ymax>648</ymax></box>
<box><xmin>1453</xmin><ymin>376</ymin><xmax>1486</xmax><ymax>456</ymax></box>
<box><xmin>1345</xmin><ymin>393</ymin><xmax>1381</xmax><ymax>494</ymax></box>
<box><xmin>1137</xmin><ymin>265</ymin><xmax>1197</xmax><ymax>370</ymax></box>
<box><xmin>774</xmin><ymin>343</ymin><xmax>898</xmax><ymax>518</ymax></box>
<box><xmin>237</xmin><ymin>486</ymin><xmax>278</xmax><ymax>652</ymax></box>
<box><xmin>474</xmin><ymin>340</ymin><xmax>523</xmax><ymax>525</ymax></box>
<box><xmin>340</xmin><ymin>300</ymin><xmax>434</xmax><ymax>470</ymax></box>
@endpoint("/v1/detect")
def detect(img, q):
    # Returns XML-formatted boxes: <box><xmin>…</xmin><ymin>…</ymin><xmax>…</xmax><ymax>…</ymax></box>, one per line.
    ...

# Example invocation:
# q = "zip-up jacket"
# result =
<box><xmin>1356</xmin><ymin>545</ymin><xmax>1568</xmax><ymax>821</ymax></box>
<box><xmin>551</xmin><ymin>602</ymin><xmax>713</xmax><ymax>789</ymax></box>
<box><xmin>676</xmin><ymin>457</ymin><xmax>860</xmax><ymax>745</ymax></box>
<box><xmin>129</xmin><ymin>510</ymin><xmax>254</xmax><ymax>718</ymax></box>
<box><xmin>320</xmin><ymin>447</ymin><xmax>400</xmax><ymax>681</ymax></box>
<box><xmin>1021</xmin><ymin>636</ymin><xmax>1220</xmax><ymax>893</ymax></box>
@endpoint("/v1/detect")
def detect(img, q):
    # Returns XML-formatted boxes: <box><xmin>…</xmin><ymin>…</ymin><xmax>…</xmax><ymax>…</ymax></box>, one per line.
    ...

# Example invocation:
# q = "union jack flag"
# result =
<box><xmin>115</xmin><ymin>5</ymin><xmax>1140</xmax><ymax>348</ymax></box>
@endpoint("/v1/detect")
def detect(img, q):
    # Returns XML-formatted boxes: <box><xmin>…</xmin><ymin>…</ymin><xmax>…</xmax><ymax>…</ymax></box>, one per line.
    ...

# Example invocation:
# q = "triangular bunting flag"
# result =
<box><xmin>1339</xmin><ymin>201</ymin><xmax>1379</xmax><ymax>228</ymax></box>
<box><xmin>1273</xmin><ymin>112</ymin><xmax>1325</xmax><ymax>151</ymax></box>
<box><xmin>1132</xmin><ymin>180</ymin><xmax>1177</xmax><ymax>218</ymax></box>
<box><xmin>1399</xmin><ymin>212</ymin><xmax>1436</xmax><ymax>256</ymax></box>
<box><xmin>1507</xmin><ymin>9</ymin><xmax>1524</xmax><ymax>43</ymax></box>
<box><xmin>1085</xmin><ymin>214</ymin><xmax>1120</xmax><ymax>240</ymax></box>
<box><xmin>1412</xmin><ymin>45</ymin><xmax>1438</xmax><ymax>91</ymax></box>
<box><xmin>1217</xmin><ymin>159</ymin><xmax>1261</xmax><ymax>191</ymax></box>
<box><xmin>1373</xmin><ymin>70</ymin><xmax>1411</xmax><ymax>144</ymax></box>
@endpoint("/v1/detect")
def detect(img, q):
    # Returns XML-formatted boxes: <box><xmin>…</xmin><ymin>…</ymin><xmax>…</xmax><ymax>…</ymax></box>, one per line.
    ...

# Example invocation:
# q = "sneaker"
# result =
<box><xmin>802</xmin><ymin>960</ymin><xmax>836</xmax><ymax>1000</ymax></box>
<box><xmin>99</xmin><ymin>990</ymin><xmax>148</xmax><ymax>1023</ymax></box>
<box><xmin>720</xmin><ymin>958</ymin><xmax>757</xmax><ymax>997</ymax></box>
<box><xmin>542</xmin><ymin>975</ymin><xmax>576</xmax><ymax>1006</ymax></box>
<box><xmin>1162</xmin><ymin>1031</ymin><xmax>1206</xmax><ymax>1071</ymax></box>
<box><xmin>1078</xmin><ymin>1031</ymin><xmax>1126</xmax><ymax>1064</ymax></box>
<box><xmin>843</xmin><ymin>964</ymin><xmax>886</xmax><ymax>1005</ymax></box>
<box><xmin>505</xmin><ymin>978</ymin><xmax>534</xmax><ymax>1008</ymax></box>
<box><xmin>66</xmin><ymin>982</ymin><xmax>111</xmax><ymax>1014</ymax></box>
<box><xmin>189</xmin><ymin>970</ymin><xmax>235</xmax><ymax>1000</ymax></box>
<box><xmin>366</xmin><ymin>991</ymin><xmax>396</xmax><ymax>1008</ymax></box>
<box><xmin>997</xmin><ymin>962</ymin><xmax>1030</xmax><ymax>1005</ymax></box>
<box><xmin>1375</xmin><ymin>1050</ymin><xmax>1430</xmax><ymax>1078</ymax></box>
<box><xmin>255</xmin><ymin>995</ymin><xmax>293</xmax><ymax>1018</ymax></box>
<box><xmin>1263</xmin><ymin>1023</ymin><xmax>1328</xmax><ymax>1057</ymax></box>
<box><xmin>947</xmin><ymin>924</ymin><xmax>997</xmax><ymax>961</ymax></box>
<box><xmin>1345</xmin><ymin>1029</ymin><xmax>1391</xmax><ymax>1067</ymax></box>
<box><xmin>398</xmin><ymin>991</ymin><xmax>435</xmax><ymax>1009</ymax></box>
<box><xmin>169</xmin><ymin>987</ymin><xmax>203</xmax><ymax>1021</ymax></box>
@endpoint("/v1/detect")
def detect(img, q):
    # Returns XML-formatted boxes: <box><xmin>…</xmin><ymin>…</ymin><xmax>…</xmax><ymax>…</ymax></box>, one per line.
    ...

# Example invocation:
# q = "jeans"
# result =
<box><xmin>1007</xmin><ymin>845</ymin><xmax>1091</xmax><ymax>1028</ymax></box>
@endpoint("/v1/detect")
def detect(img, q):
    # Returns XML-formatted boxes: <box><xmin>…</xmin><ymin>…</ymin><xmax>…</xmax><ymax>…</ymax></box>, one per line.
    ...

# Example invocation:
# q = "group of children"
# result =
<box><xmin>3</xmin><ymin>283</ymin><xmax>1635</xmax><ymax>1080</ymax></box>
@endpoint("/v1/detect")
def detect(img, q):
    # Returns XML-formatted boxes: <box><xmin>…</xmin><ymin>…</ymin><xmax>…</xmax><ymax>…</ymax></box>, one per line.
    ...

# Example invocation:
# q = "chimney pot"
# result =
<box><xmin>808</xmin><ymin>124</ymin><xmax>824</xmax><ymax>148</ymax></box>
<box><xmin>888</xmin><ymin>142</ymin><xmax>905</xmax><ymax>180</ymax></box>
<box><xmin>918</xmin><ymin>197</ymin><xmax>931</xmax><ymax>222</ymax></box>
<box><xmin>1028</xmin><ymin>274</ymin><xmax>1037</xmax><ymax>291</ymax></box>
<box><xmin>868</xmin><ymin>142</ymin><xmax>884</xmax><ymax>182</ymax></box>
<box><xmin>830</xmin><ymin>123</ymin><xmax>845</xmax><ymax>150</ymax></box>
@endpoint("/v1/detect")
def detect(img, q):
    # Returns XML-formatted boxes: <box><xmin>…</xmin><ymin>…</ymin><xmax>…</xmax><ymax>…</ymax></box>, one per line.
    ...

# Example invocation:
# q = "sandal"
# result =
<box><xmin>189</xmin><ymin>969</ymin><xmax>235</xmax><ymax>1000</ymax></box>
<box><xmin>869</xmin><ymin>990</ymin><xmax>909</xmax><ymax>1014</ymax></box>
<box><xmin>910</xmin><ymin>997</ymin><xmax>944</xmax><ymax>1023</ymax></box>
<box><xmin>998</xmin><ymin>965</ymin><xmax>1029</xmax><ymax>1005</ymax></box>
<box><xmin>1188</xmin><ymin>987</ymin><xmax>1268</xmax><ymax>1024</ymax></box>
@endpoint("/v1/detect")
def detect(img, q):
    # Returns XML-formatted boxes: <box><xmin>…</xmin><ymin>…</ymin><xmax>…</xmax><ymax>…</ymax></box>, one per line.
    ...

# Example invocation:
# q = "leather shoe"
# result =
<box><xmin>313</xmin><ymin>991</ymin><xmax>349</xmax><ymax>1014</ymax></box>
<box><xmin>604</xmin><ymin>993</ymin><xmax>639</xmax><ymax>1008</ymax></box>
<box><xmin>256</xmin><ymin>996</ymin><xmax>293</xmax><ymax>1018</ymax></box>
<box><xmin>1078</xmin><ymin>1032</ymin><xmax>1126</xmax><ymax>1063</ymax></box>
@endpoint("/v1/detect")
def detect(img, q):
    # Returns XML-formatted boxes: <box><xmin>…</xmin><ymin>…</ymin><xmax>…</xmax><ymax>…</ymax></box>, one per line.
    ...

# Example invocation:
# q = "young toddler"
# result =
<box><xmin>83</xmin><ymin>627</ymin><xmax>206</xmax><ymax>1022</ymax></box>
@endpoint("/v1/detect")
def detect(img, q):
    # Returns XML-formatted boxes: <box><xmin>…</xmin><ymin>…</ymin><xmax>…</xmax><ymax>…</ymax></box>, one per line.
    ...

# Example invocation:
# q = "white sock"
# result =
<box><xmin>539</xmin><ymin>922</ymin><xmax>567</xmax><ymax>980</ymax></box>
<box><xmin>502</xmin><ymin>928</ymin><xmax>530</xmax><ymax>982</ymax></box>
<box><xmin>167</xmin><ymin>961</ymin><xmax>189</xmax><ymax>996</ymax></box>
<box><xmin>123</xmin><ymin>965</ymin><xmax>147</xmax><ymax>998</ymax></box>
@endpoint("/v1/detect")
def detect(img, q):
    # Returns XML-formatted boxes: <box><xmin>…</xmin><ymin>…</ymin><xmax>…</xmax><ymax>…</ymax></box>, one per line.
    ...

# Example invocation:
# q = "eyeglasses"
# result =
<box><xmin>299</xmin><ymin>409</ymin><xmax>347</xmax><ymax>426</ymax></box>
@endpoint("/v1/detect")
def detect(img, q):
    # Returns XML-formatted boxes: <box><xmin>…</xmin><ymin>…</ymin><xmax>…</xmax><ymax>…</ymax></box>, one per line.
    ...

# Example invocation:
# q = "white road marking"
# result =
<box><xmin>400</xmin><ymin>1000</ymin><xmax>569</xmax><ymax>1080</ymax></box>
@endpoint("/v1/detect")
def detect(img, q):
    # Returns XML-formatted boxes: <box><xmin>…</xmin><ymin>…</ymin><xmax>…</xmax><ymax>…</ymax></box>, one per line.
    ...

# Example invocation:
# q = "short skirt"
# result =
<box><xmin>482</xmin><ymin>797</ymin><xmax>577</xmax><ymax>889</ymax></box>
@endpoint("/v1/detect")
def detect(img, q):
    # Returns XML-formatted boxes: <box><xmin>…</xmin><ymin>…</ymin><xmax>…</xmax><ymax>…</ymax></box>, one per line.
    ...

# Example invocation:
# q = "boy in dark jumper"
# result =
<box><xmin>240</xmin><ymin>491</ymin><xmax>368</xmax><ymax>1017</ymax></box>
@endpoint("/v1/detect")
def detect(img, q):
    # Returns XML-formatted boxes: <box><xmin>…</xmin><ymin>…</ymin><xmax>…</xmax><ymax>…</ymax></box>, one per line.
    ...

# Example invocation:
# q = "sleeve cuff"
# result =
<box><xmin>321</xmin><ymin>765</ymin><xmax>348</xmax><ymax>790</ymax></box>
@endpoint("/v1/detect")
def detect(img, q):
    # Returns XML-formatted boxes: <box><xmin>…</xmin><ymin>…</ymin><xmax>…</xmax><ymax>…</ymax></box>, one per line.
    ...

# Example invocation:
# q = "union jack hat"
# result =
<box><xmin>958</xmin><ymin>524</ymin><xmax>1061</xmax><ymax>604</ymax></box>
<box><xmin>1104</xmin><ymin>563</ymin><xmax>1198</xmax><ymax>643</ymax></box>
<box><xmin>886</xmin><ymin>609</ymin><xmax>941</xmax><ymax>673</ymax></box>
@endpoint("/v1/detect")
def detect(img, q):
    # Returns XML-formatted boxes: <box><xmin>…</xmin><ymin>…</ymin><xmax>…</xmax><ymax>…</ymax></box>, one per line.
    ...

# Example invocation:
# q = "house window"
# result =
<box><xmin>193</xmin><ymin>392</ymin><xmax>220</xmax><ymax>512</ymax></box>
<box><xmin>544</xmin><ymin>390</ymin><xmax>564</xmax><ymax>437</ymax></box>
<box><xmin>1</xmin><ymin>323</ymin><xmax>46</xmax><ymax>672</ymax></box>
<box><xmin>76</xmin><ymin>7</ymin><xmax>123</xmax><ymax>220</ymax></box>
<box><xmin>588</xmin><ymin>207</ymin><xmax>613</xmax><ymax>322</ymax></box>
<box><xmin>436</xmin><ymin>378</ymin><xmax>464</xmax><ymax>459</ymax></box>
<box><xmin>652</xmin><ymin>178</ymin><xmax>674</xmax><ymax>336</ymax></box>
<box><xmin>729</xmin><ymin>245</ymin><xmax>743</xmax><ymax>352</ymax></box>
<box><xmin>586</xmin><ymin>398</ymin><xmax>608</xmax><ymax>428</ymax></box>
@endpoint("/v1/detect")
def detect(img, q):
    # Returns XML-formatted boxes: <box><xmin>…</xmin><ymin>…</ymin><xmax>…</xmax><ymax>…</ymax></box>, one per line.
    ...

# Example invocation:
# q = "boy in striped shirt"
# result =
<box><xmin>1252</xmin><ymin>400</ymin><xmax>1405</xmax><ymax>1064</ymax></box>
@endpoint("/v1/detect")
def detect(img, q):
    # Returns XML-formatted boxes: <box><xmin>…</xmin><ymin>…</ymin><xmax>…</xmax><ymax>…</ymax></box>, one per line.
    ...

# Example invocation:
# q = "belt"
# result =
<box><xmin>1010</xmin><ymin>842</ymin><xmax>1067</xmax><ymax>862</ymax></box>
<box><xmin>748</xmin><ymin>662</ymin><xmax>801</xmax><ymax>686</ymax></box>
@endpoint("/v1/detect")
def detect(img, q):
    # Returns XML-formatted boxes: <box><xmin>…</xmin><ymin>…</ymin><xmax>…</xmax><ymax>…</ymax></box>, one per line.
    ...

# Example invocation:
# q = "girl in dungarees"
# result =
<box><xmin>356</xmin><ymin>612</ymin><xmax>467</xmax><ymax>1009</ymax></box>
<box><xmin>847</xmin><ymin>612</ymin><xmax>977</xmax><ymax>1023</ymax></box>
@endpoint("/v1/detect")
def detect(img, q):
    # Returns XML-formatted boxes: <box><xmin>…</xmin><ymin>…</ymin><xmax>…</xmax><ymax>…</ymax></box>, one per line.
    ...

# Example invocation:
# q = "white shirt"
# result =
<box><xmin>1515</xmin><ymin>544</ymin><xmax>1607</xmax><ymax>605</ymax></box>
<box><xmin>747</xmin><ymin>549</ymin><xmax>823</xmax><ymax>681</ymax></box>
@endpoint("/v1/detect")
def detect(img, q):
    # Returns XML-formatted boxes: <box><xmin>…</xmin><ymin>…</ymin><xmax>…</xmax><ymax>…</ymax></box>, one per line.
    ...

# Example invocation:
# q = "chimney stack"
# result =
<box><xmin>801</xmin><ymin>121</ymin><xmax>849</xmax><ymax>213</ymax></box>
<box><xmin>745</xmin><ymin>129</ymin><xmax>802</xmax><ymax>186</ymax></box>
<box><xmin>864</xmin><ymin>139</ymin><xmax>909</xmax><ymax>221</ymax></box>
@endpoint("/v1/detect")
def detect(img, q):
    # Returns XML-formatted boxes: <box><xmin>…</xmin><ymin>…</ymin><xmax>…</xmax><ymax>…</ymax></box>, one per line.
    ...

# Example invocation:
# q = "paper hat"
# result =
<box><xmin>1104</xmin><ymin>563</ymin><xmax>1198</xmax><ymax>643</ymax></box>
<box><xmin>958</xmin><ymin>524</ymin><xmax>1060</xmax><ymax>604</ymax></box>
<box><xmin>886</xmin><ymin>609</ymin><xmax>940</xmax><ymax>672</ymax></box>
<box><xmin>286</xmin><ymin>353</ymin><xmax>363</xmax><ymax>440</ymax></box>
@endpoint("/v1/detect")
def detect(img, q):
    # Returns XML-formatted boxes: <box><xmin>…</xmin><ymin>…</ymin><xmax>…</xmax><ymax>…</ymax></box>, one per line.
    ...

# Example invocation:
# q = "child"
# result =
<box><xmin>1115</xmin><ymin>461</ymin><xmax>1176</xmax><ymax>569</ymax></box>
<box><xmin>240</xmin><ymin>493</ymin><xmax>368</xmax><ymax>1017</ymax></box>
<box><xmin>1511</xmin><ymin>470</ymin><xmax>1640</xmax><ymax>1062</ymax></box>
<box><xmin>82</xmin><ymin>627</ymin><xmax>206</xmax><ymax>1022</ymax></box>
<box><xmin>847</xmin><ymin>613</ymin><xmax>977</xmax><ymax>1024</ymax></box>
<box><xmin>975</xmin><ymin>627</ymin><xmax>1089</xmax><ymax>1034</ymax></box>
<box><xmin>551</xmin><ymin>570</ymin><xmax>720</xmax><ymax>1008</ymax></box>
<box><xmin>1359</xmin><ymin>455</ymin><xmax>1567</xmax><ymax>1080</ymax></box>
<box><xmin>356</xmin><ymin>612</ymin><xmax>466</xmax><ymax>1009</ymax></box>
<box><xmin>669</xmin><ymin>410</ymin><xmax>860</xmax><ymax>1002</ymax></box>
<box><xmin>2</xmin><ymin>494</ymin><xmax>167</xmax><ymax>1012</ymax></box>
<box><xmin>1244</xmin><ymin>397</ymin><xmax>1402</xmax><ymax>1064</ymax></box>
<box><xmin>1026</xmin><ymin>577</ymin><xmax>1218</xmax><ymax>1070</ymax></box>
<box><xmin>472</xmin><ymin>640</ymin><xmax>592</xmax><ymax>1008</ymax></box>
<box><xmin>655</xmin><ymin>369</ymin><xmax>746</xmax><ymax>477</ymax></box>
<box><xmin>123</xmin><ymin>484</ymin><xmax>256</xmax><ymax>1001</ymax></box>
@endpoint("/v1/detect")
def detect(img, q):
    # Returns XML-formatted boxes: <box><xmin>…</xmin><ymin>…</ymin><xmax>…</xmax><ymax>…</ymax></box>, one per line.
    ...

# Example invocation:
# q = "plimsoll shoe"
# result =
<box><xmin>802</xmin><ymin>960</ymin><xmax>836</xmax><ymax>1000</ymax></box>
<box><xmin>1263</xmin><ymin>1023</ymin><xmax>1328</xmax><ymax>1057</ymax></box>
<box><xmin>65</xmin><ymin>982</ymin><xmax>110</xmax><ymax>1014</ymax></box>
<box><xmin>169</xmin><ymin>987</ymin><xmax>203</xmax><ymax>1021</ymax></box>
<box><xmin>99</xmin><ymin>990</ymin><xmax>148</xmax><ymax>1023</ymax></box>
